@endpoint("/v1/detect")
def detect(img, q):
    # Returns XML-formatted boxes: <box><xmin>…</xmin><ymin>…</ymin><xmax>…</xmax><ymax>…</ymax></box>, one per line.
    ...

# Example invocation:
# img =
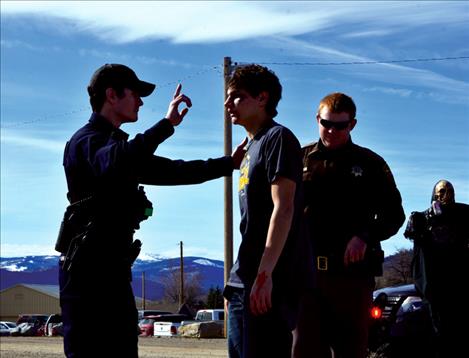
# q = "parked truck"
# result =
<box><xmin>179</xmin><ymin>309</ymin><xmax>225</xmax><ymax>338</ymax></box>
<box><xmin>195</xmin><ymin>309</ymin><xmax>224</xmax><ymax>322</ymax></box>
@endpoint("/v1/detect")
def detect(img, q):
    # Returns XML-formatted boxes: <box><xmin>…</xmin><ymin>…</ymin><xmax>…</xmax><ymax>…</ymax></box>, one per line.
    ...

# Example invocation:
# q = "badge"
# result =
<box><xmin>351</xmin><ymin>165</ymin><xmax>363</xmax><ymax>177</ymax></box>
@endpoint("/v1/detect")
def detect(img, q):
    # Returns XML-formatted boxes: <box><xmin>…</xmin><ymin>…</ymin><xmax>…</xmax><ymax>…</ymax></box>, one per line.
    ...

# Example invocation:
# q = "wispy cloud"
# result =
<box><xmin>363</xmin><ymin>86</ymin><xmax>413</xmax><ymax>98</ymax></box>
<box><xmin>2</xmin><ymin>1</ymin><xmax>467</xmax><ymax>44</ymax></box>
<box><xmin>0</xmin><ymin>243</ymin><xmax>57</xmax><ymax>257</ymax></box>
<box><xmin>0</xmin><ymin>39</ymin><xmax>46</xmax><ymax>51</ymax></box>
<box><xmin>1</xmin><ymin>132</ymin><xmax>64</xmax><ymax>153</ymax></box>
<box><xmin>263</xmin><ymin>36</ymin><xmax>469</xmax><ymax>104</ymax></box>
<box><xmin>341</xmin><ymin>30</ymin><xmax>392</xmax><ymax>39</ymax></box>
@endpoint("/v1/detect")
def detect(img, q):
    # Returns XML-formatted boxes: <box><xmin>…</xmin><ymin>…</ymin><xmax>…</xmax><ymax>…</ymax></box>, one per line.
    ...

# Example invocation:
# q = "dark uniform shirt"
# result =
<box><xmin>302</xmin><ymin>139</ymin><xmax>405</xmax><ymax>275</ymax></box>
<box><xmin>63</xmin><ymin>112</ymin><xmax>234</xmax><ymax>257</ymax></box>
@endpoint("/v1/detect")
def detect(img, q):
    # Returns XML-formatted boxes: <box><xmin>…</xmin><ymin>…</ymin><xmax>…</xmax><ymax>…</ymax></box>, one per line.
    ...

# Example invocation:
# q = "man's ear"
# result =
<box><xmin>105</xmin><ymin>87</ymin><xmax>118</xmax><ymax>104</ymax></box>
<box><xmin>257</xmin><ymin>91</ymin><xmax>269</xmax><ymax>107</ymax></box>
<box><xmin>349</xmin><ymin>118</ymin><xmax>358</xmax><ymax>131</ymax></box>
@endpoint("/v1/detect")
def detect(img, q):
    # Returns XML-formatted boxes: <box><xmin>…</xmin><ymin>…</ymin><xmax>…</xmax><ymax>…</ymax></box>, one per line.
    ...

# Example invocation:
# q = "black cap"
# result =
<box><xmin>88</xmin><ymin>64</ymin><xmax>156</xmax><ymax>97</ymax></box>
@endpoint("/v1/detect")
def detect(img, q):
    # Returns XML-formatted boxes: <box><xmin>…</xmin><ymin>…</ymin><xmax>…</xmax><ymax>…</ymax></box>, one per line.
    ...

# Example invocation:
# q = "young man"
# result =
<box><xmin>293</xmin><ymin>93</ymin><xmax>405</xmax><ymax>358</ymax></box>
<box><xmin>404</xmin><ymin>180</ymin><xmax>469</xmax><ymax>358</ymax></box>
<box><xmin>223</xmin><ymin>64</ymin><xmax>309</xmax><ymax>358</ymax></box>
<box><xmin>58</xmin><ymin>63</ymin><xmax>245</xmax><ymax>357</ymax></box>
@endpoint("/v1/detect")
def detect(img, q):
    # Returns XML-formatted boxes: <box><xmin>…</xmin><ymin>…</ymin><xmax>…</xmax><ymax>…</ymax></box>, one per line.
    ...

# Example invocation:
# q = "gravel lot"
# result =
<box><xmin>0</xmin><ymin>336</ymin><xmax>228</xmax><ymax>358</ymax></box>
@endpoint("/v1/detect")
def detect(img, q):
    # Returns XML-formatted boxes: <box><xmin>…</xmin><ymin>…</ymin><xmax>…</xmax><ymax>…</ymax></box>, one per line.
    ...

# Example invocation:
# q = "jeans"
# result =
<box><xmin>227</xmin><ymin>289</ymin><xmax>244</xmax><ymax>358</ymax></box>
<box><xmin>226</xmin><ymin>285</ymin><xmax>294</xmax><ymax>358</ymax></box>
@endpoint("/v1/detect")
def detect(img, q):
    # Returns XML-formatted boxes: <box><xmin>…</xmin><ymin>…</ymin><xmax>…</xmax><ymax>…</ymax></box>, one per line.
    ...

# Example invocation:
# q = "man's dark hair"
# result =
<box><xmin>88</xmin><ymin>85</ymin><xmax>126</xmax><ymax>113</ymax></box>
<box><xmin>228</xmin><ymin>64</ymin><xmax>282</xmax><ymax>118</ymax></box>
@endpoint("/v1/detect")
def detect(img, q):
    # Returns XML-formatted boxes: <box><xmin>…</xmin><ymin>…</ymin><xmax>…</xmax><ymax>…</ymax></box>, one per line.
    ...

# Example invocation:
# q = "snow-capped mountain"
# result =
<box><xmin>0</xmin><ymin>255</ymin><xmax>225</xmax><ymax>300</ymax></box>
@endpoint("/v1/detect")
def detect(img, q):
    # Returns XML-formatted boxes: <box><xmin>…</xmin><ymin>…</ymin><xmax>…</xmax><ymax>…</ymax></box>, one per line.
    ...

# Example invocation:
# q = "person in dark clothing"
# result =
<box><xmin>222</xmin><ymin>64</ymin><xmax>311</xmax><ymax>358</ymax></box>
<box><xmin>404</xmin><ymin>179</ymin><xmax>469</xmax><ymax>358</ymax></box>
<box><xmin>292</xmin><ymin>92</ymin><xmax>405</xmax><ymax>358</ymax></box>
<box><xmin>57</xmin><ymin>63</ymin><xmax>245</xmax><ymax>358</ymax></box>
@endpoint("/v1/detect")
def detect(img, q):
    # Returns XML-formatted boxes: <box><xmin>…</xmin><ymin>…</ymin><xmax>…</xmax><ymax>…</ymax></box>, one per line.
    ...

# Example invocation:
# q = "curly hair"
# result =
<box><xmin>228</xmin><ymin>64</ymin><xmax>282</xmax><ymax>118</ymax></box>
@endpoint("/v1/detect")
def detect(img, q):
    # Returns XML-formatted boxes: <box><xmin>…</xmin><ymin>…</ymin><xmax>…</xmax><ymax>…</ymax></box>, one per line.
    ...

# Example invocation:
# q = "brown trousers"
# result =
<box><xmin>292</xmin><ymin>274</ymin><xmax>374</xmax><ymax>358</ymax></box>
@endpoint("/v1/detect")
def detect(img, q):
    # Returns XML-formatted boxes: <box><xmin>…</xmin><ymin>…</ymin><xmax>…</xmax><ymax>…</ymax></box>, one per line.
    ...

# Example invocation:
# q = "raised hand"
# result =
<box><xmin>165</xmin><ymin>84</ymin><xmax>192</xmax><ymax>127</ymax></box>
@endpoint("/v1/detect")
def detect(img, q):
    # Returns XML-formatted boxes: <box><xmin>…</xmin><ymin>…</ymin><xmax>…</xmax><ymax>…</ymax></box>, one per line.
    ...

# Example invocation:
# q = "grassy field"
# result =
<box><xmin>0</xmin><ymin>336</ymin><xmax>228</xmax><ymax>358</ymax></box>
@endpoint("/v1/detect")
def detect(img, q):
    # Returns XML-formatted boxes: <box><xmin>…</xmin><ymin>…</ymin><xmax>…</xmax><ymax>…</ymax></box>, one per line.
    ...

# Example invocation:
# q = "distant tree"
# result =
<box><xmin>376</xmin><ymin>248</ymin><xmax>414</xmax><ymax>288</ymax></box>
<box><xmin>206</xmin><ymin>286</ymin><xmax>224</xmax><ymax>309</ymax></box>
<box><xmin>161</xmin><ymin>268</ymin><xmax>203</xmax><ymax>307</ymax></box>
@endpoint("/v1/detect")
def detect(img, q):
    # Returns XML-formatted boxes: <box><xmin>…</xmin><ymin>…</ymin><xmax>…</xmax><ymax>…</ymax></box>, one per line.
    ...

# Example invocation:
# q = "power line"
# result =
<box><xmin>1</xmin><ymin>66</ymin><xmax>222</xmax><ymax>130</ymax></box>
<box><xmin>1</xmin><ymin>107</ymin><xmax>89</xmax><ymax>129</ymax></box>
<box><xmin>2</xmin><ymin>56</ymin><xmax>467</xmax><ymax>129</ymax></box>
<box><xmin>255</xmin><ymin>56</ymin><xmax>469</xmax><ymax>66</ymax></box>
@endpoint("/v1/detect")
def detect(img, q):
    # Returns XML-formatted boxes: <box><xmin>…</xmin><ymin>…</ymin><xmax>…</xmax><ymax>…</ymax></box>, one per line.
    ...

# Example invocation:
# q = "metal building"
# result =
<box><xmin>0</xmin><ymin>284</ymin><xmax>60</xmax><ymax>322</ymax></box>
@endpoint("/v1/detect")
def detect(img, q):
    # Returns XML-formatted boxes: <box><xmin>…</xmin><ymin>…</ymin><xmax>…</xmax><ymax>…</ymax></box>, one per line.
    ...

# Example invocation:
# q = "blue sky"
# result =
<box><xmin>1</xmin><ymin>1</ymin><xmax>468</xmax><ymax>260</ymax></box>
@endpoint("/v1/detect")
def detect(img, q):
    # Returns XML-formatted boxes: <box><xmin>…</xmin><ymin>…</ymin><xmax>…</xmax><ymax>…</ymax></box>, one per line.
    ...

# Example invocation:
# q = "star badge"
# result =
<box><xmin>351</xmin><ymin>166</ymin><xmax>363</xmax><ymax>177</ymax></box>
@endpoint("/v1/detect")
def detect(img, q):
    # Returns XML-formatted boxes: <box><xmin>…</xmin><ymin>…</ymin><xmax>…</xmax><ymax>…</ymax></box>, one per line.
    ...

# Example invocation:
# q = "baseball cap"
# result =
<box><xmin>88</xmin><ymin>64</ymin><xmax>156</xmax><ymax>97</ymax></box>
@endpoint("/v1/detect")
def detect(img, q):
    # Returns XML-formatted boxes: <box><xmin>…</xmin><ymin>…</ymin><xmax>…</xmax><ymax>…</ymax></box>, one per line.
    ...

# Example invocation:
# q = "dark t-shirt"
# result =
<box><xmin>227</xmin><ymin>121</ymin><xmax>310</xmax><ymax>295</ymax></box>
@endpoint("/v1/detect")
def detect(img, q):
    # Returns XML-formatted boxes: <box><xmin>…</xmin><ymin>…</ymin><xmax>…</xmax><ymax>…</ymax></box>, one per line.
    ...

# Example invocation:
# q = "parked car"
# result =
<box><xmin>138</xmin><ymin>316</ymin><xmax>160</xmax><ymax>337</ymax></box>
<box><xmin>44</xmin><ymin>314</ymin><xmax>63</xmax><ymax>336</ymax></box>
<box><xmin>152</xmin><ymin>313</ymin><xmax>193</xmax><ymax>337</ymax></box>
<box><xmin>368</xmin><ymin>283</ymin><xmax>436</xmax><ymax>357</ymax></box>
<box><xmin>16</xmin><ymin>314</ymin><xmax>49</xmax><ymax>326</ymax></box>
<box><xmin>0</xmin><ymin>321</ymin><xmax>17</xmax><ymax>336</ymax></box>
<box><xmin>137</xmin><ymin>310</ymin><xmax>172</xmax><ymax>321</ymax></box>
<box><xmin>10</xmin><ymin>314</ymin><xmax>49</xmax><ymax>336</ymax></box>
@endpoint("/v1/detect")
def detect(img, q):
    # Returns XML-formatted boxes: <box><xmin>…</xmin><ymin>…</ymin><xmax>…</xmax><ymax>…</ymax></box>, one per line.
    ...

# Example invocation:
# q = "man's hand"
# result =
<box><xmin>232</xmin><ymin>137</ymin><xmax>248</xmax><ymax>169</ymax></box>
<box><xmin>249</xmin><ymin>271</ymin><xmax>273</xmax><ymax>316</ymax></box>
<box><xmin>344</xmin><ymin>235</ymin><xmax>367</xmax><ymax>266</ymax></box>
<box><xmin>165</xmin><ymin>84</ymin><xmax>192</xmax><ymax>126</ymax></box>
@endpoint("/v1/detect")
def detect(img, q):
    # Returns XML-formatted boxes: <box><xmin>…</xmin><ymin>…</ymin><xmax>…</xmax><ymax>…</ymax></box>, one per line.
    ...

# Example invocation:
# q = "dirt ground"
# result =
<box><xmin>0</xmin><ymin>336</ymin><xmax>228</xmax><ymax>358</ymax></box>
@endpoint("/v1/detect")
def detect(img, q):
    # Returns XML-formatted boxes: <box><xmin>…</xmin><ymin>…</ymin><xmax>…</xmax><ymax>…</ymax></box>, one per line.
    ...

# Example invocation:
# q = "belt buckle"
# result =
<box><xmin>317</xmin><ymin>256</ymin><xmax>328</xmax><ymax>271</ymax></box>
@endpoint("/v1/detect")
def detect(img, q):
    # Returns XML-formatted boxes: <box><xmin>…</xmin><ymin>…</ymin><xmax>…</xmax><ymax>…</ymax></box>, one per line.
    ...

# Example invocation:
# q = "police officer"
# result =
<box><xmin>292</xmin><ymin>92</ymin><xmax>405</xmax><ymax>358</ymax></box>
<box><xmin>404</xmin><ymin>180</ymin><xmax>469</xmax><ymax>358</ymax></box>
<box><xmin>58</xmin><ymin>63</ymin><xmax>245</xmax><ymax>357</ymax></box>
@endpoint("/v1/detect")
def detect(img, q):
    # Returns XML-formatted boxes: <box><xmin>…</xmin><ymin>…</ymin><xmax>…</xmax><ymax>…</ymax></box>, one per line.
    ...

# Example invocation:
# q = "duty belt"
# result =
<box><xmin>315</xmin><ymin>254</ymin><xmax>344</xmax><ymax>272</ymax></box>
<box><xmin>317</xmin><ymin>256</ymin><xmax>328</xmax><ymax>271</ymax></box>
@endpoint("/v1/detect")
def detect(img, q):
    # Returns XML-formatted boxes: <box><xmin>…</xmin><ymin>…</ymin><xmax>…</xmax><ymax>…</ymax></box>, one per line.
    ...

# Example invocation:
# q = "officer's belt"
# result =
<box><xmin>315</xmin><ymin>254</ymin><xmax>345</xmax><ymax>272</ymax></box>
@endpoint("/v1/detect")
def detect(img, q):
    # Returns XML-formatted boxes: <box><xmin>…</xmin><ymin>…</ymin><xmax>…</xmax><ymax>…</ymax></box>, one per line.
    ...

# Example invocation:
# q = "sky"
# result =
<box><xmin>1</xmin><ymin>1</ymin><xmax>468</xmax><ymax>261</ymax></box>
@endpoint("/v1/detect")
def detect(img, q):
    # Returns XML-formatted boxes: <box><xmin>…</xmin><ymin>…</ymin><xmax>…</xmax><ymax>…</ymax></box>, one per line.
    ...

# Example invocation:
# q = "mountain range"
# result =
<box><xmin>0</xmin><ymin>255</ymin><xmax>224</xmax><ymax>301</ymax></box>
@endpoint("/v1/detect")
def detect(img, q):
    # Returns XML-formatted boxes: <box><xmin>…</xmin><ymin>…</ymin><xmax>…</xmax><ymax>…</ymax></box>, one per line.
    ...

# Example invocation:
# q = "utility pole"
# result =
<box><xmin>223</xmin><ymin>56</ymin><xmax>234</xmax><ymax>286</ymax></box>
<box><xmin>179</xmin><ymin>241</ymin><xmax>184</xmax><ymax>307</ymax></box>
<box><xmin>223</xmin><ymin>56</ymin><xmax>234</xmax><ymax>339</ymax></box>
<box><xmin>142</xmin><ymin>271</ymin><xmax>145</xmax><ymax>310</ymax></box>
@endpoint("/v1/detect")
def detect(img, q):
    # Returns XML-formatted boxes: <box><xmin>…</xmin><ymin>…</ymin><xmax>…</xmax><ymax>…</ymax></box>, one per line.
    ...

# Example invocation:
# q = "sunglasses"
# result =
<box><xmin>319</xmin><ymin>117</ymin><xmax>351</xmax><ymax>130</ymax></box>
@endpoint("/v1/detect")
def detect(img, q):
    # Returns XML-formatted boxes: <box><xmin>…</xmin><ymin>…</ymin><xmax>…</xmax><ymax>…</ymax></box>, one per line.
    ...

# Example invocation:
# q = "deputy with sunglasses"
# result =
<box><xmin>292</xmin><ymin>92</ymin><xmax>405</xmax><ymax>358</ymax></box>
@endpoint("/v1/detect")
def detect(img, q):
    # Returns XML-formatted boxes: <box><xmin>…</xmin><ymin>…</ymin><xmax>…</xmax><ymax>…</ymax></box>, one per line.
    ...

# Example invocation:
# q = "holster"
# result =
<box><xmin>55</xmin><ymin>196</ymin><xmax>94</xmax><ymax>254</ymax></box>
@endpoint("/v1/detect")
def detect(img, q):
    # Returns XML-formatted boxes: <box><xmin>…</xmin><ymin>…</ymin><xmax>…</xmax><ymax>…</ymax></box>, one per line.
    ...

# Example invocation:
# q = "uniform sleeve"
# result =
<box><xmin>84</xmin><ymin>119</ymin><xmax>175</xmax><ymax>177</ymax></box>
<box><xmin>137</xmin><ymin>155</ymin><xmax>234</xmax><ymax>185</ymax></box>
<box><xmin>360</xmin><ymin>160</ymin><xmax>406</xmax><ymax>244</ymax></box>
<box><xmin>404</xmin><ymin>211</ymin><xmax>427</xmax><ymax>242</ymax></box>
<box><xmin>264</xmin><ymin>128</ymin><xmax>302</xmax><ymax>184</ymax></box>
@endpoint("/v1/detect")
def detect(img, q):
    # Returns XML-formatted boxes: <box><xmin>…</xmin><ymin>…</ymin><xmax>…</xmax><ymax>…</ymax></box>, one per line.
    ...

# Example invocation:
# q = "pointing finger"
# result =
<box><xmin>173</xmin><ymin>83</ymin><xmax>182</xmax><ymax>99</ymax></box>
